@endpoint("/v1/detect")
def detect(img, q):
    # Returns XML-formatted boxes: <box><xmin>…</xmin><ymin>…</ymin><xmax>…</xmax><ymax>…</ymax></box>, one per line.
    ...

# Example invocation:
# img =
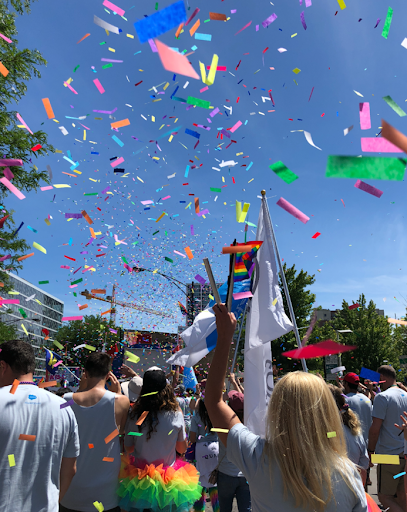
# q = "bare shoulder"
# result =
<box><xmin>116</xmin><ymin>393</ymin><xmax>130</xmax><ymax>409</ymax></box>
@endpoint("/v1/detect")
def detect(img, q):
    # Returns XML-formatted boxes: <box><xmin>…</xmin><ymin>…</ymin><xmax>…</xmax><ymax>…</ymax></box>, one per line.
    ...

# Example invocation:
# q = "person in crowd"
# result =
<box><xmin>190</xmin><ymin>397</ymin><xmax>211</xmax><ymax>443</ymax></box>
<box><xmin>175</xmin><ymin>383</ymin><xmax>193</xmax><ymax>435</ymax></box>
<box><xmin>121</xmin><ymin>375</ymin><xmax>143</xmax><ymax>405</ymax></box>
<box><xmin>217</xmin><ymin>389</ymin><xmax>251</xmax><ymax>512</ymax></box>
<box><xmin>0</xmin><ymin>340</ymin><xmax>80</xmax><ymax>512</ymax></box>
<box><xmin>368</xmin><ymin>365</ymin><xmax>407</xmax><ymax>512</ymax></box>
<box><xmin>118</xmin><ymin>366</ymin><xmax>202</xmax><ymax>512</ymax></box>
<box><xmin>59</xmin><ymin>353</ymin><xmax>130</xmax><ymax>512</ymax></box>
<box><xmin>339</xmin><ymin>373</ymin><xmax>373</xmax><ymax>445</ymax></box>
<box><xmin>228</xmin><ymin>373</ymin><xmax>244</xmax><ymax>394</ymax></box>
<box><xmin>205</xmin><ymin>304</ymin><xmax>368</xmax><ymax>512</ymax></box>
<box><xmin>193</xmin><ymin>429</ymin><xmax>219</xmax><ymax>512</ymax></box>
<box><xmin>328</xmin><ymin>385</ymin><xmax>369</xmax><ymax>485</ymax></box>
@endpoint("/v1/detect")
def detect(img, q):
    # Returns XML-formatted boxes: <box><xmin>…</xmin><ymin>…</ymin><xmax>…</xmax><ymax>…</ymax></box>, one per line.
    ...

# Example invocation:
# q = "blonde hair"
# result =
<box><xmin>265</xmin><ymin>372</ymin><xmax>357</xmax><ymax>511</ymax></box>
<box><xmin>328</xmin><ymin>384</ymin><xmax>362</xmax><ymax>437</ymax></box>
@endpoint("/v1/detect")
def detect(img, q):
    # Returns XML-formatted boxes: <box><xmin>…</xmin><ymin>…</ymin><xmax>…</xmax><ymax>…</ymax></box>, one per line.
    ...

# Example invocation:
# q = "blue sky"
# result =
<box><xmin>6</xmin><ymin>0</ymin><xmax>407</xmax><ymax>332</ymax></box>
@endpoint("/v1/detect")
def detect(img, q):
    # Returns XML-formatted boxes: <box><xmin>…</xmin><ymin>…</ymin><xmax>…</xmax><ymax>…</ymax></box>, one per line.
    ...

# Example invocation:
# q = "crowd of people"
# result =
<box><xmin>1</xmin><ymin>302</ymin><xmax>407</xmax><ymax>512</ymax></box>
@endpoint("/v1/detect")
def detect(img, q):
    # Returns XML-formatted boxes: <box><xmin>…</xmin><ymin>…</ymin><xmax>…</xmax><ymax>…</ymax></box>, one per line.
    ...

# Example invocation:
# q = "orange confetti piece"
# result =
<box><xmin>90</xmin><ymin>227</ymin><xmax>96</xmax><ymax>238</ymax></box>
<box><xmin>17</xmin><ymin>252</ymin><xmax>34</xmax><ymax>262</ymax></box>
<box><xmin>101</xmin><ymin>309</ymin><xmax>111</xmax><ymax>316</ymax></box>
<box><xmin>184</xmin><ymin>246</ymin><xmax>193</xmax><ymax>260</ymax></box>
<box><xmin>136</xmin><ymin>411</ymin><xmax>149</xmax><ymax>426</ymax></box>
<box><xmin>105</xmin><ymin>429</ymin><xmax>119</xmax><ymax>444</ymax></box>
<box><xmin>103</xmin><ymin>457</ymin><xmax>114</xmax><ymax>462</ymax></box>
<box><xmin>189</xmin><ymin>19</ymin><xmax>200</xmax><ymax>37</ymax></box>
<box><xmin>77</xmin><ymin>33</ymin><xmax>91</xmax><ymax>44</ymax></box>
<box><xmin>209</xmin><ymin>12</ymin><xmax>227</xmax><ymax>21</ymax></box>
<box><xmin>175</xmin><ymin>23</ymin><xmax>184</xmax><ymax>38</ymax></box>
<box><xmin>0</xmin><ymin>61</ymin><xmax>9</xmax><ymax>77</ymax></box>
<box><xmin>10</xmin><ymin>379</ymin><xmax>19</xmax><ymax>394</ymax></box>
<box><xmin>81</xmin><ymin>210</ymin><xmax>93</xmax><ymax>225</ymax></box>
<box><xmin>0</xmin><ymin>282</ymin><xmax>4</xmax><ymax>287</ymax></box>
<box><xmin>194</xmin><ymin>197</ymin><xmax>200</xmax><ymax>213</ymax></box>
<box><xmin>19</xmin><ymin>434</ymin><xmax>36</xmax><ymax>441</ymax></box>
<box><xmin>88</xmin><ymin>443</ymin><xmax>94</xmax><ymax>449</ymax></box>
<box><xmin>41</xmin><ymin>98</ymin><xmax>55</xmax><ymax>119</ymax></box>
<box><xmin>91</xmin><ymin>289</ymin><xmax>106</xmax><ymax>294</ymax></box>
<box><xmin>38</xmin><ymin>381</ymin><xmax>57</xmax><ymax>388</ymax></box>
<box><xmin>79</xmin><ymin>304</ymin><xmax>88</xmax><ymax>311</ymax></box>
<box><xmin>110</xmin><ymin>118</ymin><xmax>130</xmax><ymax>130</ymax></box>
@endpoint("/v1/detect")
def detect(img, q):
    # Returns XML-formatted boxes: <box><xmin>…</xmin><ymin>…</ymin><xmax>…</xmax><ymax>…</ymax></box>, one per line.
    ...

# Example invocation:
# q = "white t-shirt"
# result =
<box><xmin>124</xmin><ymin>410</ymin><xmax>185</xmax><ymax>467</ymax></box>
<box><xmin>343</xmin><ymin>425</ymin><xmax>369</xmax><ymax>470</ymax></box>
<box><xmin>195</xmin><ymin>434</ymin><xmax>219</xmax><ymax>488</ymax></box>
<box><xmin>372</xmin><ymin>386</ymin><xmax>407</xmax><ymax>455</ymax></box>
<box><xmin>227</xmin><ymin>424</ymin><xmax>367</xmax><ymax>512</ymax></box>
<box><xmin>0</xmin><ymin>384</ymin><xmax>80</xmax><ymax>512</ymax></box>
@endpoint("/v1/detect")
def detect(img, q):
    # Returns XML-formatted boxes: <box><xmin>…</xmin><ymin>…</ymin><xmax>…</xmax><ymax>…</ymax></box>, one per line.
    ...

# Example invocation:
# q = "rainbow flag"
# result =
<box><xmin>233</xmin><ymin>241</ymin><xmax>263</xmax><ymax>282</ymax></box>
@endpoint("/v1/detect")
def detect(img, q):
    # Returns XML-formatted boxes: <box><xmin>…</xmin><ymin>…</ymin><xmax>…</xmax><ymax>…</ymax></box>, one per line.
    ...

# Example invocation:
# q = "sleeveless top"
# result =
<box><xmin>60</xmin><ymin>390</ymin><xmax>121</xmax><ymax>512</ymax></box>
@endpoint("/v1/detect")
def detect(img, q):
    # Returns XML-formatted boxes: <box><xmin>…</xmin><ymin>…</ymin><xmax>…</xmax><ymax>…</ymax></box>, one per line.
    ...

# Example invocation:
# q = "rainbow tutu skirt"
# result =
<box><xmin>118</xmin><ymin>455</ymin><xmax>203</xmax><ymax>512</ymax></box>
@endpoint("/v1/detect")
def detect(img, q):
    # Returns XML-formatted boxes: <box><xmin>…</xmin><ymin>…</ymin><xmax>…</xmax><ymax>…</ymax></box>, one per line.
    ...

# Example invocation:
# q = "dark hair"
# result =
<box><xmin>328</xmin><ymin>384</ymin><xmax>361</xmax><ymax>436</ymax></box>
<box><xmin>186</xmin><ymin>387</ymin><xmax>195</xmax><ymax>395</ymax></box>
<box><xmin>378</xmin><ymin>365</ymin><xmax>396</xmax><ymax>380</ymax></box>
<box><xmin>0</xmin><ymin>340</ymin><xmax>35</xmax><ymax>376</ymax></box>
<box><xmin>346</xmin><ymin>381</ymin><xmax>359</xmax><ymax>392</ymax></box>
<box><xmin>84</xmin><ymin>352</ymin><xmax>111</xmax><ymax>378</ymax></box>
<box><xmin>130</xmin><ymin>383</ymin><xmax>179</xmax><ymax>440</ymax></box>
<box><xmin>197</xmin><ymin>399</ymin><xmax>213</xmax><ymax>433</ymax></box>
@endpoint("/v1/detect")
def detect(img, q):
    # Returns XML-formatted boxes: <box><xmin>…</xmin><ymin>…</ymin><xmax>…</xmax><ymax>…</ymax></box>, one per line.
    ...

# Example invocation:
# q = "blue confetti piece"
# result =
<box><xmin>185</xmin><ymin>128</ymin><xmax>200</xmax><ymax>139</ymax></box>
<box><xmin>27</xmin><ymin>225</ymin><xmax>37</xmax><ymax>233</ymax></box>
<box><xmin>185</xmin><ymin>165</ymin><xmax>190</xmax><ymax>177</ymax></box>
<box><xmin>134</xmin><ymin>1</ymin><xmax>187</xmax><ymax>44</ymax></box>
<box><xmin>112</xmin><ymin>135</ymin><xmax>124</xmax><ymax>147</ymax></box>
<box><xmin>91</xmin><ymin>152</ymin><xmax>99</xmax><ymax>155</ymax></box>
<box><xmin>171</xmin><ymin>85</ymin><xmax>179</xmax><ymax>98</ymax></box>
<box><xmin>246</xmin><ymin>162</ymin><xmax>253</xmax><ymax>171</ymax></box>
<box><xmin>194</xmin><ymin>33</ymin><xmax>212</xmax><ymax>41</ymax></box>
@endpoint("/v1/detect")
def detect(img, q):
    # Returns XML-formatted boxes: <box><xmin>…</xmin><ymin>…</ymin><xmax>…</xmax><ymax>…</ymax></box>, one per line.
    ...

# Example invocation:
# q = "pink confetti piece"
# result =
<box><xmin>0</xmin><ymin>33</ymin><xmax>12</xmax><ymax>43</ymax></box>
<box><xmin>0</xmin><ymin>299</ymin><xmax>19</xmax><ymax>304</ymax></box>
<box><xmin>16</xmin><ymin>113</ymin><xmax>33</xmax><ymax>135</ymax></box>
<box><xmin>308</xmin><ymin>87</ymin><xmax>315</xmax><ymax>102</ymax></box>
<box><xmin>148</xmin><ymin>39</ymin><xmax>158</xmax><ymax>53</ymax></box>
<box><xmin>262</xmin><ymin>13</ymin><xmax>277</xmax><ymax>28</ymax></box>
<box><xmin>162</xmin><ymin>196</ymin><xmax>171</xmax><ymax>200</ymax></box>
<box><xmin>230</xmin><ymin>120</ymin><xmax>242</xmax><ymax>133</ymax></box>
<box><xmin>64</xmin><ymin>82</ymin><xmax>78</xmax><ymax>94</ymax></box>
<box><xmin>174</xmin><ymin>250</ymin><xmax>186</xmax><ymax>258</ymax></box>
<box><xmin>102</xmin><ymin>0</ymin><xmax>125</xmax><ymax>16</ymax></box>
<box><xmin>197</xmin><ymin>209</ymin><xmax>209</xmax><ymax>216</ymax></box>
<box><xmin>359</xmin><ymin>102</ymin><xmax>371</xmax><ymax>130</ymax></box>
<box><xmin>233</xmin><ymin>291</ymin><xmax>253</xmax><ymax>300</ymax></box>
<box><xmin>69</xmin><ymin>285</ymin><xmax>78</xmax><ymax>289</ymax></box>
<box><xmin>341</xmin><ymin>199</ymin><xmax>345</xmax><ymax>207</ymax></box>
<box><xmin>300</xmin><ymin>11</ymin><xmax>307</xmax><ymax>30</ymax></box>
<box><xmin>62</xmin><ymin>316</ymin><xmax>83</xmax><ymax>321</ymax></box>
<box><xmin>60</xmin><ymin>265</ymin><xmax>70</xmax><ymax>269</ymax></box>
<box><xmin>3</xmin><ymin>167</ymin><xmax>13</xmax><ymax>180</ymax></box>
<box><xmin>93</xmin><ymin>78</ymin><xmax>105</xmax><ymax>94</ymax></box>
<box><xmin>305</xmin><ymin>0</ymin><xmax>312</xmax><ymax>6</ymax></box>
<box><xmin>200</xmin><ymin>86</ymin><xmax>209</xmax><ymax>93</ymax></box>
<box><xmin>276</xmin><ymin>197</ymin><xmax>310</xmax><ymax>224</ymax></box>
<box><xmin>231</xmin><ymin>9</ymin><xmax>237</xmax><ymax>13</ymax></box>
<box><xmin>41</xmin><ymin>186</ymin><xmax>53</xmax><ymax>191</ymax></box>
<box><xmin>0</xmin><ymin>159</ymin><xmax>23</xmax><ymax>167</ymax></box>
<box><xmin>185</xmin><ymin>7</ymin><xmax>200</xmax><ymax>26</ymax></box>
<box><xmin>360</xmin><ymin>138</ymin><xmax>402</xmax><ymax>152</ymax></box>
<box><xmin>235</xmin><ymin>20</ymin><xmax>252</xmax><ymax>36</ymax></box>
<box><xmin>354</xmin><ymin>180</ymin><xmax>383</xmax><ymax>198</ymax></box>
<box><xmin>0</xmin><ymin>177</ymin><xmax>25</xmax><ymax>200</ymax></box>
<box><xmin>110</xmin><ymin>157</ymin><xmax>124</xmax><ymax>167</ymax></box>
<box><xmin>141</xmin><ymin>200</ymin><xmax>153</xmax><ymax>205</ymax></box>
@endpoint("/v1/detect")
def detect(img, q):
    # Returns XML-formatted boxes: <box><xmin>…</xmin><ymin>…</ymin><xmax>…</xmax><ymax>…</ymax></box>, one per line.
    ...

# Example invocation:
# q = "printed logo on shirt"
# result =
<box><xmin>25</xmin><ymin>394</ymin><xmax>40</xmax><ymax>405</ymax></box>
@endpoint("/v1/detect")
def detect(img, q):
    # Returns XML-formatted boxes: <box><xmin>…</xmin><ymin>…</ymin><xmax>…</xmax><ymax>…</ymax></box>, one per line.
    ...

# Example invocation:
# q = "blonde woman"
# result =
<box><xmin>205</xmin><ymin>304</ymin><xmax>367</xmax><ymax>512</ymax></box>
<box><xmin>328</xmin><ymin>385</ymin><xmax>369</xmax><ymax>485</ymax></box>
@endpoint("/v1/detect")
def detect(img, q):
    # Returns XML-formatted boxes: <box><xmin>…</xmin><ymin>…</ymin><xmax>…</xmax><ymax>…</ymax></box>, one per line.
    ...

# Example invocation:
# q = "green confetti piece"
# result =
<box><xmin>204</xmin><ymin>19</ymin><xmax>210</xmax><ymax>23</ymax></box>
<box><xmin>141</xmin><ymin>391</ymin><xmax>158</xmax><ymax>397</ymax></box>
<box><xmin>168</xmin><ymin>429</ymin><xmax>174</xmax><ymax>435</ymax></box>
<box><xmin>210</xmin><ymin>187</ymin><xmax>222</xmax><ymax>192</ymax></box>
<box><xmin>187</xmin><ymin>96</ymin><xmax>211</xmax><ymax>109</ymax></box>
<box><xmin>71</xmin><ymin>278</ymin><xmax>83</xmax><ymax>285</ymax></box>
<box><xmin>165</xmin><ymin>257</ymin><xmax>174</xmax><ymax>263</ymax></box>
<box><xmin>100</xmin><ymin>41</ymin><xmax>106</xmax><ymax>45</ymax></box>
<box><xmin>53</xmin><ymin>340</ymin><xmax>64</xmax><ymax>350</ymax></box>
<box><xmin>383</xmin><ymin>95</ymin><xmax>406</xmax><ymax>117</ymax></box>
<box><xmin>73</xmin><ymin>65</ymin><xmax>80</xmax><ymax>72</ymax></box>
<box><xmin>38</xmin><ymin>280</ymin><xmax>49</xmax><ymax>285</ymax></box>
<box><xmin>19</xmin><ymin>308</ymin><xmax>27</xmax><ymax>318</ymax></box>
<box><xmin>155</xmin><ymin>2</ymin><xmax>158</xmax><ymax>9</ymax></box>
<box><xmin>102</xmin><ymin>63</ymin><xmax>113</xmax><ymax>69</ymax></box>
<box><xmin>122</xmin><ymin>256</ymin><xmax>129</xmax><ymax>264</ymax></box>
<box><xmin>85</xmin><ymin>344</ymin><xmax>96</xmax><ymax>351</ymax></box>
<box><xmin>164</xmin><ymin>231</ymin><xmax>168</xmax><ymax>236</ymax></box>
<box><xmin>326</xmin><ymin>156</ymin><xmax>406</xmax><ymax>181</ymax></box>
<box><xmin>382</xmin><ymin>7</ymin><xmax>393</xmax><ymax>39</ymax></box>
<box><xmin>73</xmin><ymin>292</ymin><xmax>77</xmax><ymax>297</ymax></box>
<box><xmin>125</xmin><ymin>351</ymin><xmax>140</xmax><ymax>364</ymax></box>
<box><xmin>153</xmin><ymin>230</ymin><xmax>159</xmax><ymax>235</ymax></box>
<box><xmin>327</xmin><ymin>431</ymin><xmax>336</xmax><ymax>438</ymax></box>
<box><xmin>84</xmin><ymin>193</ymin><xmax>98</xmax><ymax>196</ymax></box>
<box><xmin>128</xmin><ymin>432</ymin><xmax>143</xmax><ymax>436</ymax></box>
<box><xmin>270</xmin><ymin>161</ymin><xmax>299</xmax><ymax>184</ymax></box>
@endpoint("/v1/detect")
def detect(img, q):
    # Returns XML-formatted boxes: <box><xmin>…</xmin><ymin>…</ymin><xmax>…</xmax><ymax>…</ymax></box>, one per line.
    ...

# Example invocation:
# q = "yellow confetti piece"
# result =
<box><xmin>137</xmin><ymin>176</ymin><xmax>144</xmax><ymax>183</ymax></box>
<box><xmin>236</xmin><ymin>152</ymin><xmax>243</xmax><ymax>156</ymax></box>
<box><xmin>53</xmin><ymin>184</ymin><xmax>71</xmax><ymax>188</ymax></box>
<box><xmin>199</xmin><ymin>61</ymin><xmax>207</xmax><ymax>84</ymax></box>
<box><xmin>141</xmin><ymin>391</ymin><xmax>158</xmax><ymax>397</ymax></box>
<box><xmin>73</xmin><ymin>170</ymin><xmax>81</xmax><ymax>174</ymax></box>
<box><xmin>8</xmin><ymin>454</ymin><xmax>15</xmax><ymax>467</ymax></box>
<box><xmin>152</xmin><ymin>116</ymin><xmax>155</xmax><ymax>122</ymax></box>
<box><xmin>93</xmin><ymin>501</ymin><xmax>104</xmax><ymax>512</ymax></box>
<box><xmin>156</xmin><ymin>212</ymin><xmax>166</xmax><ymax>223</ymax></box>
<box><xmin>211</xmin><ymin>428</ymin><xmax>229</xmax><ymax>433</ymax></box>
<box><xmin>327</xmin><ymin>431</ymin><xmax>336</xmax><ymax>438</ymax></box>
<box><xmin>126</xmin><ymin>33</ymin><xmax>134</xmax><ymax>38</ymax></box>
<box><xmin>53</xmin><ymin>340</ymin><xmax>64</xmax><ymax>350</ymax></box>
<box><xmin>125</xmin><ymin>351</ymin><xmax>140</xmax><ymax>364</ymax></box>
<box><xmin>89</xmin><ymin>178</ymin><xmax>97</xmax><ymax>182</ymax></box>
<box><xmin>159</xmin><ymin>124</ymin><xmax>165</xmax><ymax>130</ymax></box>
<box><xmin>272</xmin><ymin>298</ymin><xmax>278</xmax><ymax>306</ymax></box>
<box><xmin>168</xmin><ymin>135</ymin><xmax>174</xmax><ymax>142</ymax></box>
<box><xmin>168</xmin><ymin>429</ymin><xmax>174</xmax><ymax>435</ymax></box>
<box><xmin>337</xmin><ymin>0</ymin><xmax>346</xmax><ymax>9</ymax></box>
<box><xmin>108</xmin><ymin>47</ymin><xmax>115</xmax><ymax>52</ymax></box>
<box><xmin>83</xmin><ymin>130</ymin><xmax>86</xmax><ymax>141</ymax></box>
<box><xmin>44</xmin><ymin>218</ymin><xmax>51</xmax><ymax>226</ymax></box>
<box><xmin>21</xmin><ymin>324</ymin><xmax>28</xmax><ymax>335</ymax></box>
<box><xmin>293</xmin><ymin>68</ymin><xmax>301</xmax><ymax>74</ymax></box>
<box><xmin>371</xmin><ymin>454</ymin><xmax>400</xmax><ymax>465</ymax></box>
<box><xmin>33</xmin><ymin>242</ymin><xmax>47</xmax><ymax>254</ymax></box>
<box><xmin>85</xmin><ymin>345</ymin><xmax>96</xmax><ymax>351</ymax></box>
<box><xmin>163</xmin><ymin>82</ymin><xmax>169</xmax><ymax>90</ymax></box>
<box><xmin>248</xmin><ymin>178</ymin><xmax>254</xmax><ymax>183</ymax></box>
<box><xmin>185</xmin><ymin>202</ymin><xmax>192</xmax><ymax>209</ymax></box>
<box><xmin>291</xmin><ymin>33</ymin><xmax>297</xmax><ymax>37</ymax></box>
<box><xmin>206</xmin><ymin>54</ymin><xmax>219</xmax><ymax>85</ymax></box>
<box><xmin>152</xmin><ymin>99</ymin><xmax>162</xmax><ymax>102</ymax></box>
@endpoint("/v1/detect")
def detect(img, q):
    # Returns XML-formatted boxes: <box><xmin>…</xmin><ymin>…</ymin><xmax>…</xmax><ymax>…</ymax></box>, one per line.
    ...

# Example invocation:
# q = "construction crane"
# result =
<box><xmin>80</xmin><ymin>288</ymin><xmax>174</xmax><ymax>319</ymax></box>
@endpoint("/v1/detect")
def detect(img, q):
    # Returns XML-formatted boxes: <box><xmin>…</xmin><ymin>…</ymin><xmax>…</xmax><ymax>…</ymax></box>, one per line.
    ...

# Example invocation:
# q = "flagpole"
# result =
<box><xmin>227</xmin><ymin>302</ymin><xmax>248</xmax><ymax>393</ymax></box>
<box><xmin>261</xmin><ymin>190</ymin><xmax>308</xmax><ymax>373</ymax></box>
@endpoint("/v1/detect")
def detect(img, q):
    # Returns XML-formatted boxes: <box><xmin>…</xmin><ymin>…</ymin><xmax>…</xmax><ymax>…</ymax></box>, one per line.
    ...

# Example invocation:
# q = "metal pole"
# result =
<box><xmin>227</xmin><ymin>302</ymin><xmax>248</xmax><ymax>392</ymax></box>
<box><xmin>59</xmin><ymin>362</ymin><xmax>81</xmax><ymax>381</ymax></box>
<box><xmin>260</xmin><ymin>191</ymin><xmax>308</xmax><ymax>373</ymax></box>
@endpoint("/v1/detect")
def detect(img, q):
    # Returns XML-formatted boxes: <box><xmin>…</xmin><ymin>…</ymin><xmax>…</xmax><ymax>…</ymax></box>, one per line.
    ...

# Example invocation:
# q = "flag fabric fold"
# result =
<box><xmin>45</xmin><ymin>348</ymin><xmax>63</xmax><ymax>375</ymax></box>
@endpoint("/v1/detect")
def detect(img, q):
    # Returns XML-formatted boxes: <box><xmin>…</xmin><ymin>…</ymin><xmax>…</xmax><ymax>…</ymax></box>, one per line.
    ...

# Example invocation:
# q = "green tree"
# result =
<box><xmin>330</xmin><ymin>294</ymin><xmax>403</xmax><ymax>377</ymax></box>
<box><xmin>0</xmin><ymin>0</ymin><xmax>54</xmax><ymax>290</ymax></box>
<box><xmin>0</xmin><ymin>319</ymin><xmax>17</xmax><ymax>341</ymax></box>
<box><xmin>54</xmin><ymin>315</ymin><xmax>122</xmax><ymax>368</ymax></box>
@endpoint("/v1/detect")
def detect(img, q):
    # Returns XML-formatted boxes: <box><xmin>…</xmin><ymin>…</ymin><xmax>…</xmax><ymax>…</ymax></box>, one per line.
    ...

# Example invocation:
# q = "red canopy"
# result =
<box><xmin>282</xmin><ymin>339</ymin><xmax>356</xmax><ymax>360</ymax></box>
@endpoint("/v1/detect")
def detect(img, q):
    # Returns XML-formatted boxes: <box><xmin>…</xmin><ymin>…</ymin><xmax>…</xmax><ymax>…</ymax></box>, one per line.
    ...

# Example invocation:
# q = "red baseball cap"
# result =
<box><xmin>228</xmin><ymin>391</ymin><xmax>244</xmax><ymax>413</ymax></box>
<box><xmin>342</xmin><ymin>372</ymin><xmax>360</xmax><ymax>385</ymax></box>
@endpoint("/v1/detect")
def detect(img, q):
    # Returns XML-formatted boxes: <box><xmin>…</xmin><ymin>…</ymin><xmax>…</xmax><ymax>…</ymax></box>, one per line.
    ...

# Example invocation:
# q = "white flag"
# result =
<box><xmin>244</xmin><ymin>197</ymin><xmax>294</xmax><ymax>436</ymax></box>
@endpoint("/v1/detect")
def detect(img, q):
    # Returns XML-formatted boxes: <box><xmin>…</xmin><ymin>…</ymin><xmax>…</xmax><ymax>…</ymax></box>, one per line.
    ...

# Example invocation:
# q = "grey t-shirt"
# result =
<box><xmin>124</xmin><ymin>410</ymin><xmax>185</xmax><ymax>467</ymax></box>
<box><xmin>0</xmin><ymin>384</ymin><xmax>80</xmax><ymax>512</ymax></box>
<box><xmin>346</xmin><ymin>393</ymin><xmax>372</xmax><ymax>444</ymax></box>
<box><xmin>227</xmin><ymin>424</ymin><xmax>367</xmax><ymax>512</ymax></box>
<box><xmin>219</xmin><ymin>440</ymin><xmax>244</xmax><ymax>477</ymax></box>
<box><xmin>190</xmin><ymin>411</ymin><xmax>207</xmax><ymax>439</ymax></box>
<box><xmin>372</xmin><ymin>386</ymin><xmax>407</xmax><ymax>455</ymax></box>
<box><xmin>343</xmin><ymin>425</ymin><xmax>369</xmax><ymax>470</ymax></box>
